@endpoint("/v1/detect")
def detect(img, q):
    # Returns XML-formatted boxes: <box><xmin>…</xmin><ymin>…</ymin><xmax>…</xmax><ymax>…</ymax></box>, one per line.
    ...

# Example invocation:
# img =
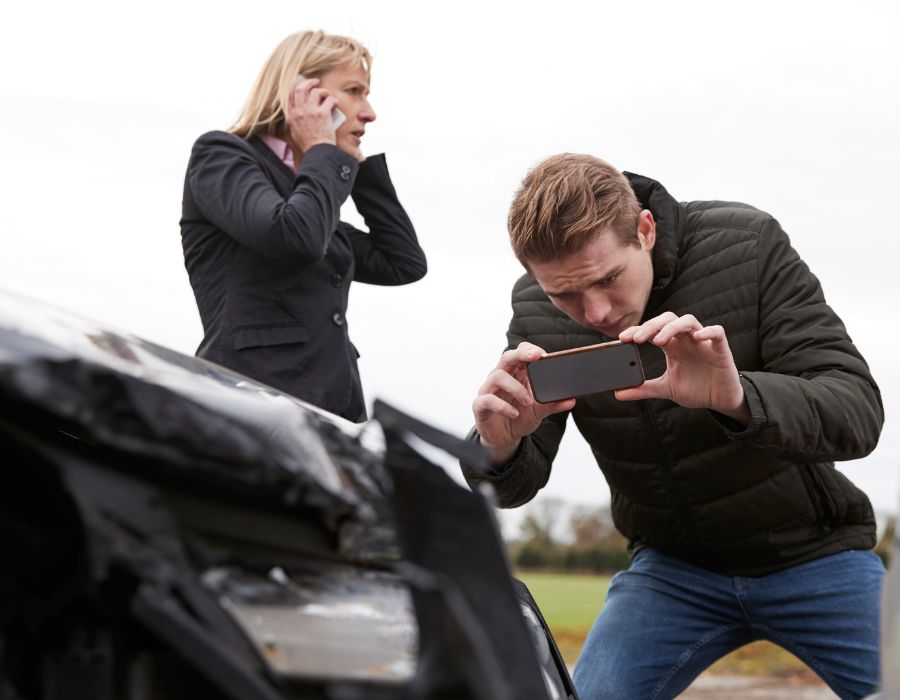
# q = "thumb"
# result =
<box><xmin>536</xmin><ymin>398</ymin><xmax>576</xmax><ymax>418</ymax></box>
<box><xmin>614</xmin><ymin>376</ymin><xmax>667</xmax><ymax>402</ymax></box>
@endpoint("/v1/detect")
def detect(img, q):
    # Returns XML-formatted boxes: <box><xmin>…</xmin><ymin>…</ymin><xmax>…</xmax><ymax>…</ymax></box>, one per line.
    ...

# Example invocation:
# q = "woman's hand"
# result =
<box><xmin>286</xmin><ymin>78</ymin><xmax>338</xmax><ymax>153</ymax></box>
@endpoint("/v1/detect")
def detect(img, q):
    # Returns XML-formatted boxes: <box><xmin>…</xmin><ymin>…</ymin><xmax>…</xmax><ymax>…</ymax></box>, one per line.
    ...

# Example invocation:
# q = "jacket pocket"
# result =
<box><xmin>232</xmin><ymin>324</ymin><xmax>309</xmax><ymax>350</ymax></box>
<box><xmin>800</xmin><ymin>464</ymin><xmax>839</xmax><ymax>529</ymax></box>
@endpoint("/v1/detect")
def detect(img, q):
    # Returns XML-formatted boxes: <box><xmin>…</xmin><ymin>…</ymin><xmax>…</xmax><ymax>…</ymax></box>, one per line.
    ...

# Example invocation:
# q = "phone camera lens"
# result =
<box><xmin>629</xmin><ymin>361</ymin><xmax>636</xmax><ymax>366</ymax></box>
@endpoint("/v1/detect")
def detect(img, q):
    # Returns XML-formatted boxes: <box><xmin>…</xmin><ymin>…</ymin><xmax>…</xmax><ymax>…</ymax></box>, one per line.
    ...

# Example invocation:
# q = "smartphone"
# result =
<box><xmin>295</xmin><ymin>76</ymin><xmax>346</xmax><ymax>130</ymax></box>
<box><xmin>526</xmin><ymin>340</ymin><xmax>645</xmax><ymax>404</ymax></box>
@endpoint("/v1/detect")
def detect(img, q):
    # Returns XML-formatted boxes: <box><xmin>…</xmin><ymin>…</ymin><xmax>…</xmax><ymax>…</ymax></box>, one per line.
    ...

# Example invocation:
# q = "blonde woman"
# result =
<box><xmin>180</xmin><ymin>31</ymin><xmax>426</xmax><ymax>421</ymax></box>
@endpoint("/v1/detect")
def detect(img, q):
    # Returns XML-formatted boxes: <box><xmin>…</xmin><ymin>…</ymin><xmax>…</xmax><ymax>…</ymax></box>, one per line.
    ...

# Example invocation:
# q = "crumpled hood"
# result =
<box><xmin>0</xmin><ymin>288</ymin><xmax>374</xmax><ymax>528</ymax></box>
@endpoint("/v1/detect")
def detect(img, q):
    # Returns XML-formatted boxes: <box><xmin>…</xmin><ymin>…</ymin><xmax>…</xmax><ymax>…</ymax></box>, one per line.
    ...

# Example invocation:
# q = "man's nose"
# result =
<box><xmin>583</xmin><ymin>293</ymin><xmax>611</xmax><ymax>326</ymax></box>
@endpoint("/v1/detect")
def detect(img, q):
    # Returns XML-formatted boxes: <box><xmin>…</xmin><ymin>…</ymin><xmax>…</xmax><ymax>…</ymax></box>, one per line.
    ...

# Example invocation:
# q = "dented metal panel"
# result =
<box><xmin>0</xmin><ymin>289</ymin><xmax>385</xmax><ymax>530</ymax></box>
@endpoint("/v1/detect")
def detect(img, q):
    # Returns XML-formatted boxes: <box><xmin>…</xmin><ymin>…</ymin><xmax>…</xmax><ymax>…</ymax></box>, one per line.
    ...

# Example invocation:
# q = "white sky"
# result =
<box><xmin>1</xmin><ymin>0</ymin><xmax>898</xmax><ymax>518</ymax></box>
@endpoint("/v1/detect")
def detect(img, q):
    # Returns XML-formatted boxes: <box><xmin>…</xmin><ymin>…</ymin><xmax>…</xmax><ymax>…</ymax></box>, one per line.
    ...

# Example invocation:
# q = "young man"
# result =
<box><xmin>464</xmin><ymin>154</ymin><xmax>884</xmax><ymax>699</ymax></box>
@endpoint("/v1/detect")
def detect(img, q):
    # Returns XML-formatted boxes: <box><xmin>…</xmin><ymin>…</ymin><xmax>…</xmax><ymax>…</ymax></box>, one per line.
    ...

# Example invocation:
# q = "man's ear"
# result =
<box><xmin>637</xmin><ymin>210</ymin><xmax>656</xmax><ymax>251</ymax></box>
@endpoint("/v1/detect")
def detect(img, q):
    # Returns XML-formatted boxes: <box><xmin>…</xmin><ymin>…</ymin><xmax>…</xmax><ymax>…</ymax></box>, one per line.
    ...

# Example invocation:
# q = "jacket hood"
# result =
<box><xmin>624</xmin><ymin>172</ymin><xmax>682</xmax><ymax>291</ymax></box>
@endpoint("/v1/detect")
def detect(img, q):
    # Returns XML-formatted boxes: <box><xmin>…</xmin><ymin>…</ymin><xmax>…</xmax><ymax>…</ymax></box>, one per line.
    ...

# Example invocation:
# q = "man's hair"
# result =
<box><xmin>508</xmin><ymin>153</ymin><xmax>641</xmax><ymax>264</ymax></box>
<box><xmin>230</xmin><ymin>30</ymin><xmax>372</xmax><ymax>139</ymax></box>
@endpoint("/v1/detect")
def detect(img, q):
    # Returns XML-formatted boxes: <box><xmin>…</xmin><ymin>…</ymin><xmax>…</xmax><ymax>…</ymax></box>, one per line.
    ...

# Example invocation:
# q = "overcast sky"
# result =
<box><xmin>1</xmin><ymin>0</ymin><xmax>898</xmax><ymax>518</ymax></box>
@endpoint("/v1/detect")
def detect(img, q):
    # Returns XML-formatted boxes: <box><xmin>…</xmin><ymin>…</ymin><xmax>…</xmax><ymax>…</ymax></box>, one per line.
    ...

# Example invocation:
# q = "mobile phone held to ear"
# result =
<box><xmin>295</xmin><ymin>76</ymin><xmax>347</xmax><ymax>130</ymax></box>
<box><xmin>526</xmin><ymin>340</ymin><xmax>645</xmax><ymax>404</ymax></box>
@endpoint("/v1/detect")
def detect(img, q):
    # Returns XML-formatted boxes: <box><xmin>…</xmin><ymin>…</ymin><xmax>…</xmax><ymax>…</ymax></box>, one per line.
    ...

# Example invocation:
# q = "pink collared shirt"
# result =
<box><xmin>259</xmin><ymin>133</ymin><xmax>297</xmax><ymax>173</ymax></box>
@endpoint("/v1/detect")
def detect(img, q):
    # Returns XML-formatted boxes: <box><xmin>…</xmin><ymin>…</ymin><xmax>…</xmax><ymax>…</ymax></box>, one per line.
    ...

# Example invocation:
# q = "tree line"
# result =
<box><xmin>506</xmin><ymin>498</ymin><xmax>895</xmax><ymax>573</ymax></box>
<box><xmin>506</xmin><ymin>499</ymin><xmax>630</xmax><ymax>573</ymax></box>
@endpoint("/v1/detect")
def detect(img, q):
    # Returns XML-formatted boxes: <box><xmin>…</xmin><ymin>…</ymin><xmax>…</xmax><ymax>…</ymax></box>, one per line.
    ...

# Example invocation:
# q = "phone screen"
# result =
<box><xmin>526</xmin><ymin>341</ymin><xmax>644</xmax><ymax>403</ymax></box>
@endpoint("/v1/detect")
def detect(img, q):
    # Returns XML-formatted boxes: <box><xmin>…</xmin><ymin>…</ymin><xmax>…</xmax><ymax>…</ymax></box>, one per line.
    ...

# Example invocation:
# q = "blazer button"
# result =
<box><xmin>332</xmin><ymin>312</ymin><xmax>344</xmax><ymax>326</ymax></box>
<box><xmin>339</xmin><ymin>164</ymin><xmax>351</xmax><ymax>181</ymax></box>
<box><xmin>331</xmin><ymin>273</ymin><xmax>344</xmax><ymax>287</ymax></box>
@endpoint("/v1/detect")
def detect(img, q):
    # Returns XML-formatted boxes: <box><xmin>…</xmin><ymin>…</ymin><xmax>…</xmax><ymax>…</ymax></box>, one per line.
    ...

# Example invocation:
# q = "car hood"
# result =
<box><xmin>0</xmin><ymin>288</ymin><xmax>377</xmax><ymax>529</ymax></box>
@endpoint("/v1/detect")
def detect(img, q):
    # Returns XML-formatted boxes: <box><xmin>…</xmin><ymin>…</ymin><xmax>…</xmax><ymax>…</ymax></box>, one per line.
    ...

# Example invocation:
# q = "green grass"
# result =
<box><xmin>516</xmin><ymin>571</ymin><xmax>609</xmax><ymax>663</ymax></box>
<box><xmin>516</xmin><ymin>571</ymin><xmax>609</xmax><ymax>630</ymax></box>
<box><xmin>515</xmin><ymin>570</ymin><xmax>819</xmax><ymax>680</ymax></box>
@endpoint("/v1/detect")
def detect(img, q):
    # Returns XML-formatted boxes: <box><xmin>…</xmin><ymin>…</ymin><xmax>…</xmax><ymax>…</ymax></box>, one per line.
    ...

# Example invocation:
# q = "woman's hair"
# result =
<box><xmin>507</xmin><ymin>153</ymin><xmax>641</xmax><ymax>265</ymax></box>
<box><xmin>230</xmin><ymin>30</ymin><xmax>372</xmax><ymax>138</ymax></box>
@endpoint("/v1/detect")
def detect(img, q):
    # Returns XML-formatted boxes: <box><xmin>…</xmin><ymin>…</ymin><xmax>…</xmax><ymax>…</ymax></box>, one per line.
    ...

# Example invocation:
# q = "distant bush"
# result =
<box><xmin>511</xmin><ymin>542</ymin><xmax>629</xmax><ymax>574</ymax></box>
<box><xmin>875</xmin><ymin>517</ymin><xmax>895</xmax><ymax>568</ymax></box>
<box><xmin>516</xmin><ymin>540</ymin><xmax>566</xmax><ymax>570</ymax></box>
<box><xmin>508</xmin><ymin>501</ymin><xmax>899</xmax><ymax>575</ymax></box>
<box><xmin>563</xmin><ymin>546</ymin><xmax>630</xmax><ymax>573</ymax></box>
<box><xmin>509</xmin><ymin>501</ymin><xmax>630</xmax><ymax>574</ymax></box>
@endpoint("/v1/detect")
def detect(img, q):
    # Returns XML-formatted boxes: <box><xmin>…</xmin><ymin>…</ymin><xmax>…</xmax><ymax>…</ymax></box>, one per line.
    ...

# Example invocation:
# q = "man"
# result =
<box><xmin>464</xmin><ymin>154</ymin><xmax>884</xmax><ymax>699</ymax></box>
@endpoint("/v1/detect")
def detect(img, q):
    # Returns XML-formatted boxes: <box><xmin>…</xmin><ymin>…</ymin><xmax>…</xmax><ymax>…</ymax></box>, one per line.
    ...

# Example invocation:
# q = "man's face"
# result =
<box><xmin>528</xmin><ymin>212</ymin><xmax>656</xmax><ymax>337</ymax></box>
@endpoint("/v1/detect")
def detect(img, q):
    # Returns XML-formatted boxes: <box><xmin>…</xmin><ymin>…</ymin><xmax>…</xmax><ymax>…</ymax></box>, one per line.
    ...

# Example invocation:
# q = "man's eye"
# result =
<box><xmin>598</xmin><ymin>274</ymin><xmax>619</xmax><ymax>286</ymax></box>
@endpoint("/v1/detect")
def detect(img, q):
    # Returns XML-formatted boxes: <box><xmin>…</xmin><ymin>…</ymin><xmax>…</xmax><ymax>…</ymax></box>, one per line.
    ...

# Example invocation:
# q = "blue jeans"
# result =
<box><xmin>572</xmin><ymin>548</ymin><xmax>885</xmax><ymax>700</ymax></box>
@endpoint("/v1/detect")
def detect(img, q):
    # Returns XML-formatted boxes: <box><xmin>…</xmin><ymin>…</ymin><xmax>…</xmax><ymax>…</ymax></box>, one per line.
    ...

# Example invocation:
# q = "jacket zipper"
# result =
<box><xmin>637</xmin><ymin>401</ymin><xmax>703</xmax><ymax>548</ymax></box>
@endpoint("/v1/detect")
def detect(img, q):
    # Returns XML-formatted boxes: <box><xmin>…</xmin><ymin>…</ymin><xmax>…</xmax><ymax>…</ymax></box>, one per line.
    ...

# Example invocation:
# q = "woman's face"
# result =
<box><xmin>318</xmin><ymin>62</ymin><xmax>376</xmax><ymax>155</ymax></box>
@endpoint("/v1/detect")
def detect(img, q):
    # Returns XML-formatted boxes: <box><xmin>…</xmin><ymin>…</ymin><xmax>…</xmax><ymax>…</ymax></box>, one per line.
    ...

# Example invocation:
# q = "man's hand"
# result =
<box><xmin>473</xmin><ymin>342</ymin><xmax>576</xmax><ymax>466</ymax></box>
<box><xmin>617</xmin><ymin>313</ymin><xmax>750</xmax><ymax>424</ymax></box>
<box><xmin>286</xmin><ymin>78</ymin><xmax>338</xmax><ymax>153</ymax></box>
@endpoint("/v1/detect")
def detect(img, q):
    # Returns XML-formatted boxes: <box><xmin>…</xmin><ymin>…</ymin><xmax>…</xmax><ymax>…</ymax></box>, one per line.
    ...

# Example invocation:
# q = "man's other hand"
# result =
<box><xmin>617</xmin><ymin>313</ymin><xmax>751</xmax><ymax>425</ymax></box>
<box><xmin>472</xmin><ymin>342</ymin><xmax>576</xmax><ymax>466</ymax></box>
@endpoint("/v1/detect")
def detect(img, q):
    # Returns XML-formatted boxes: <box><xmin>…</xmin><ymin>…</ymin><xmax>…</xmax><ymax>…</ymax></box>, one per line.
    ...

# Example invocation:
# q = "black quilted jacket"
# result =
<box><xmin>464</xmin><ymin>173</ymin><xmax>883</xmax><ymax>576</ymax></box>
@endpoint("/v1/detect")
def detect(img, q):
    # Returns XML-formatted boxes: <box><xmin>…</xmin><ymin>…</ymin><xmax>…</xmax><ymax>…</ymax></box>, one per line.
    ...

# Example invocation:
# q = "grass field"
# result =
<box><xmin>517</xmin><ymin>572</ymin><xmax>610</xmax><ymax>630</ymax></box>
<box><xmin>516</xmin><ymin>571</ymin><xmax>818</xmax><ymax>680</ymax></box>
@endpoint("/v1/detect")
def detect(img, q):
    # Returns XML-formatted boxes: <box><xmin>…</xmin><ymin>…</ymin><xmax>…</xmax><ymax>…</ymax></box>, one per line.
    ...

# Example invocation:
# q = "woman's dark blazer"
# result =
<box><xmin>180</xmin><ymin>130</ymin><xmax>426</xmax><ymax>421</ymax></box>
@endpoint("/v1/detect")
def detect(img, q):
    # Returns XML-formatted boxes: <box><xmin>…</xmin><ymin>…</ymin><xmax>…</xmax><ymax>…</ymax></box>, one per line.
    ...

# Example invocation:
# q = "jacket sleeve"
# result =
<box><xmin>725</xmin><ymin>217</ymin><xmax>884</xmax><ymax>461</ymax></box>
<box><xmin>461</xmin><ymin>413</ymin><xmax>569</xmax><ymax>508</ymax></box>
<box><xmin>460</xmin><ymin>278</ymin><xmax>571</xmax><ymax>507</ymax></box>
<box><xmin>187</xmin><ymin>132</ymin><xmax>358</xmax><ymax>265</ymax></box>
<box><xmin>345</xmin><ymin>154</ymin><xmax>427</xmax><ymax>285</ymax></box>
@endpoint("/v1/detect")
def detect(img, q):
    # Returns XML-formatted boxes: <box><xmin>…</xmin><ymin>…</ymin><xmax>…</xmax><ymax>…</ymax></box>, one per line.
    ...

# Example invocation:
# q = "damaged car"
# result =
<box><xmin>0</xmin><ymin>289</ymin><xmax>576</xmax><ymax>700</ymax></box>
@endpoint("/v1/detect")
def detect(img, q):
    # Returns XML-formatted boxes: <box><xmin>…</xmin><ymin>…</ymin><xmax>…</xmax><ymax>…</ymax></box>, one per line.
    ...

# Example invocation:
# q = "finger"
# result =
<box><xmin>535</xmin><ymin>397</ymin><xmax>576</xmax><ymax>417</ymax></box>
<box><xmin>289</xmin><ymin>89</ymin><xmax>310</xmax><ymax>113</ymax></box>
<box><xmin>512</xmin><ymin>362</ymin><xmax>532</xmax><ymax>389</ymax></box>
<box><xmin>651</xmin><ymin>314</ymin><xmax>704</xmax><ymax>346</ymax></box>
<box><xmin>692</xmin><ymin>324</ymin><xmax>726</xmax><ymax>342</ymax></box>
<box><xmin>292</xmin><ymin>77</ymin><xmax>318</xmax><ymax>103</ymax></box>
<box><xmin>320</xmin><ymin>95</ymin><xmax>339</xmax><ymax>115</ymax></box>
<box><xmin>618</xmin><ymin>325</ymin><xmax>642</xmax><ymax>342</ymax></box>
<box><xmin>473</xmin><ymin>393</ymin><xmax>520</xmax><ymax>421</ymax></box>
<box><xmin>480</xmin><ymin>368</ymin><xmax>534</xmax><ymax>407</ymax></box>
<box><xmin>692</xmin><ymin>325</ymin><xmax>736</xmax><ymax>362</ymax></box>
<box><xmin>630</xmin><ymin>312</ymin><xmax>680</xmax><ymax>343</ymax></box>
<box><xmin>307</xmin><ymin>87</ymin><xmax>323</xmax><ymax>107</ymax></box>
<box><xmin>497</xmin><ymin>342</ymin><xmax>546</xmax><ymax>372</ymax></box>
<box><xmin>309</xmin><ymin>87</ymin><xmax>335</xmax><ymax>110</ymax></box>
<box><xmin>614</xmin><ymin>376</ymin><xmax>669</xmax><ymax>402</ymax></box>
